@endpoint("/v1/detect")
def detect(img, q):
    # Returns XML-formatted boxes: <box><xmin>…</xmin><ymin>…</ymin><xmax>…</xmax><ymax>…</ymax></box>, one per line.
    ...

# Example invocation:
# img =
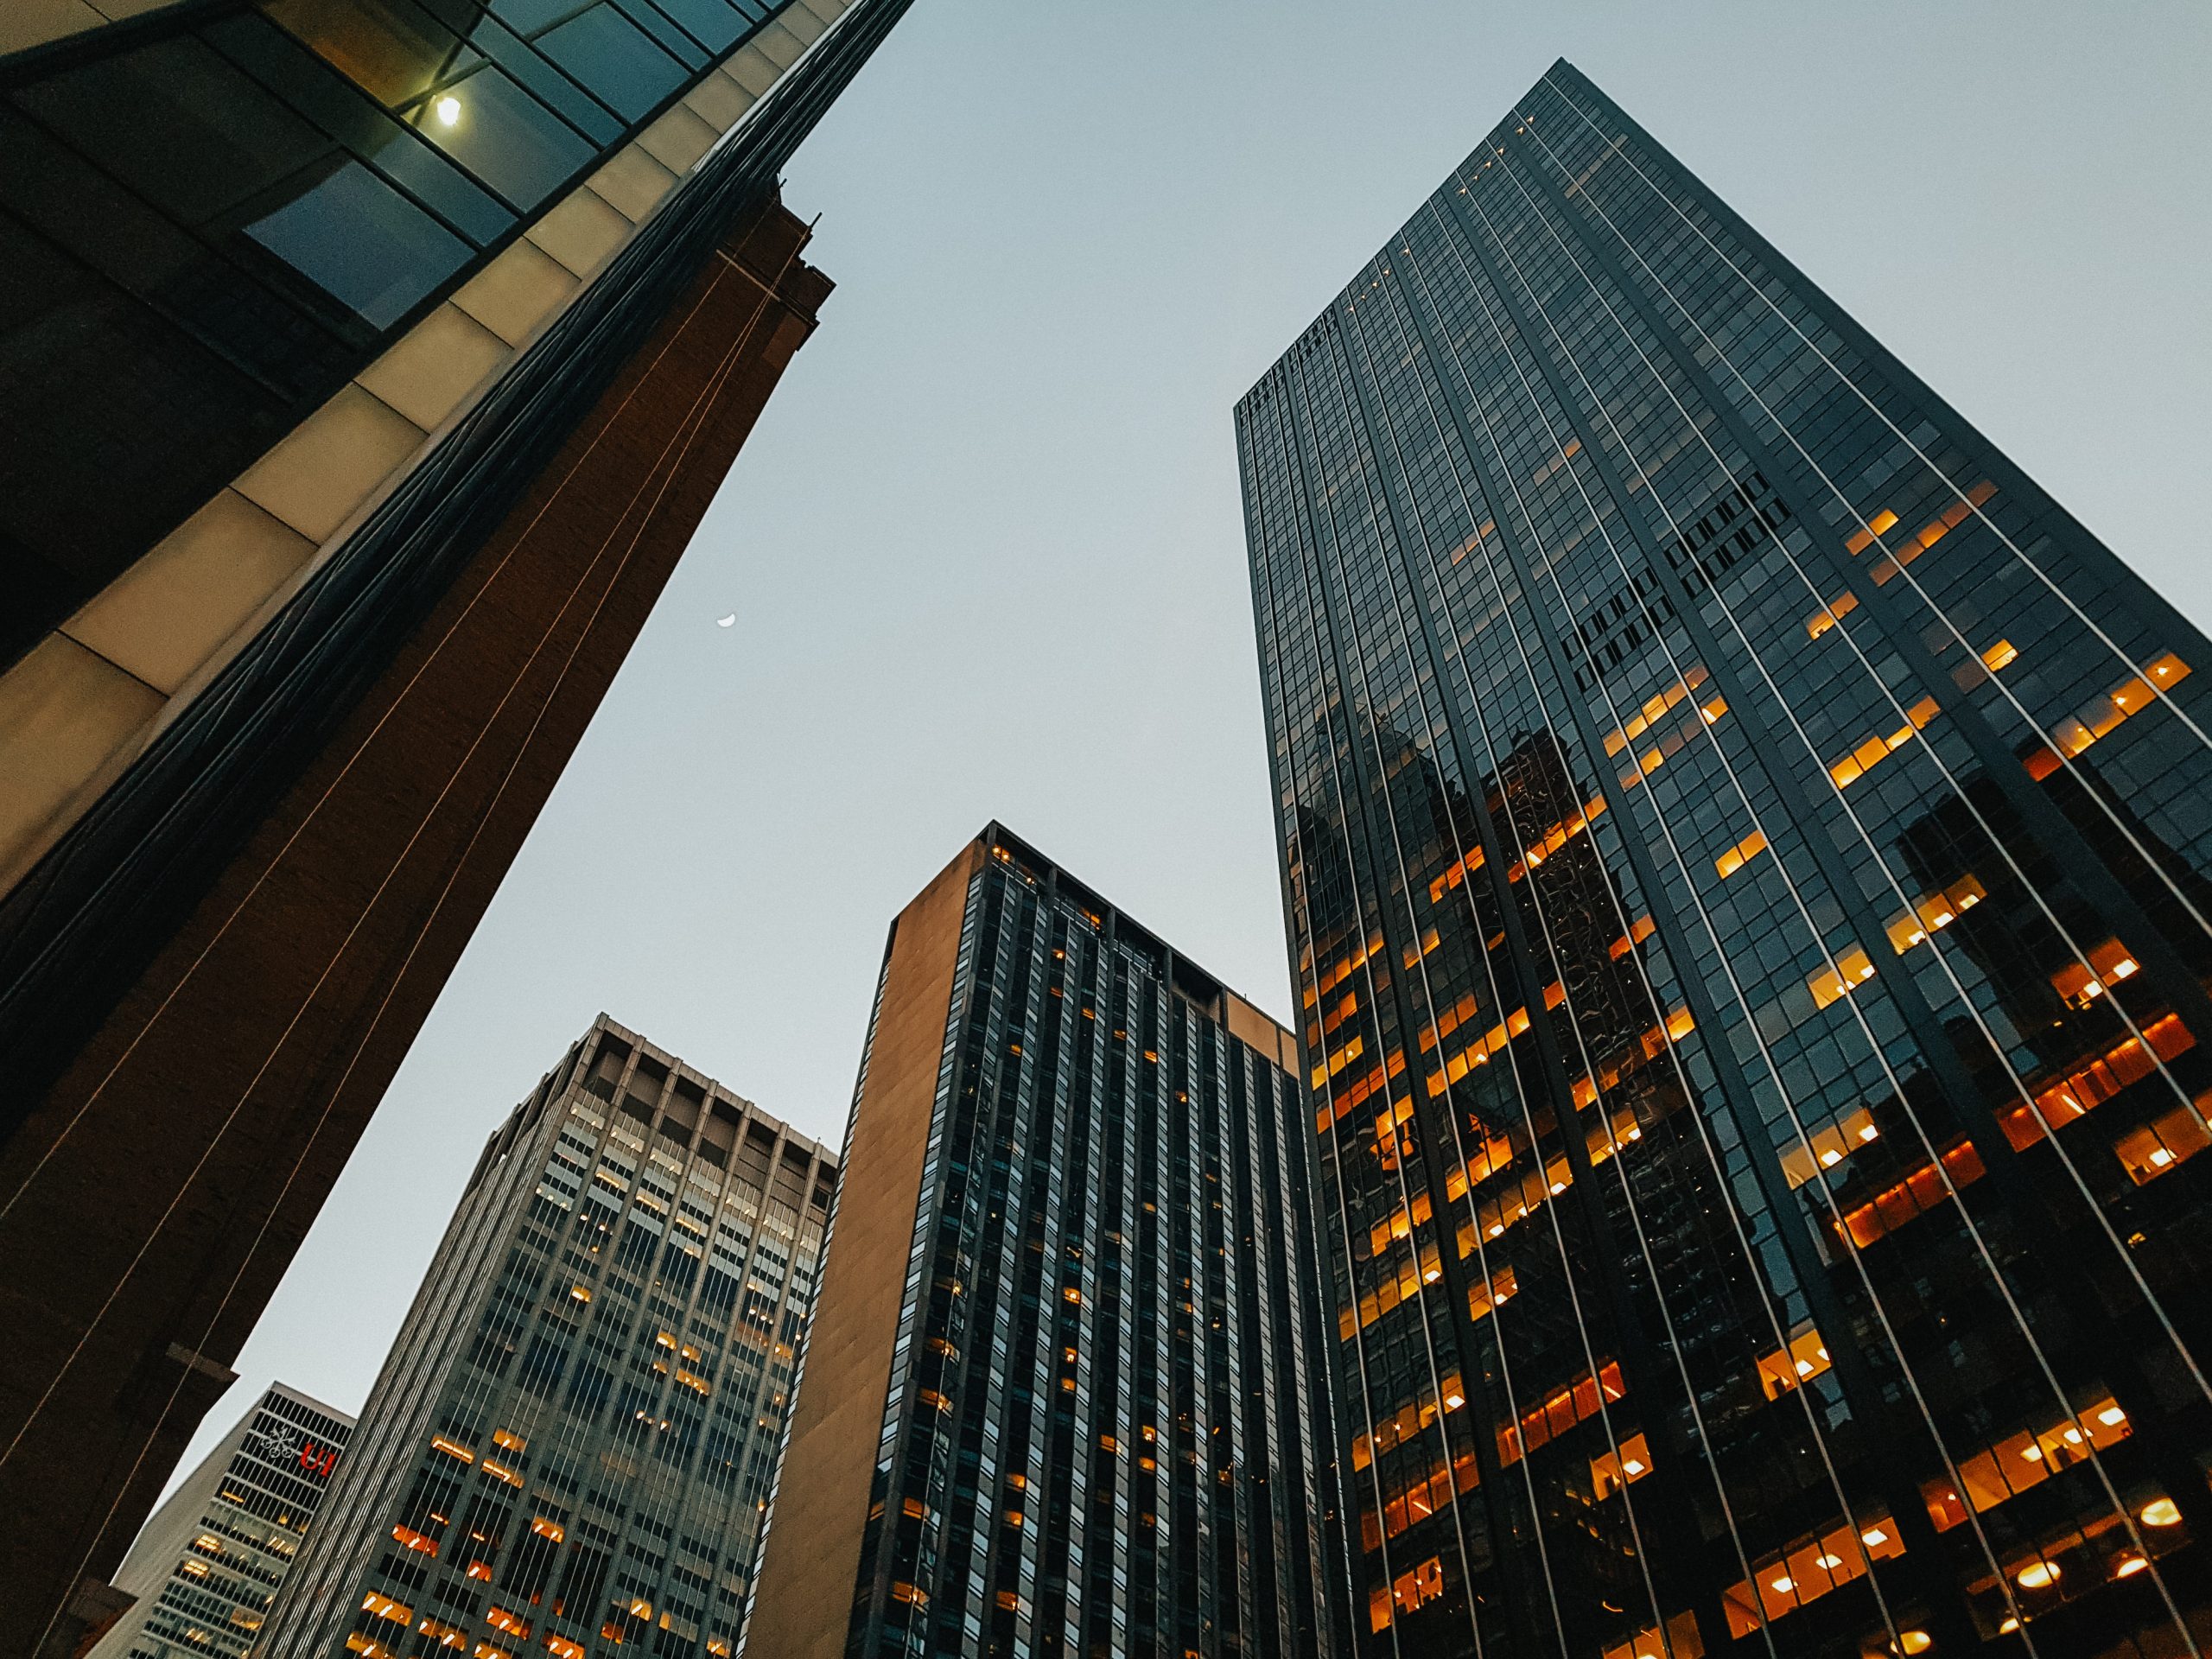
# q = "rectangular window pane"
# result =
<box><xmin>243</xmin><ymin>156</ymin><xmax>470</xmax><ymax>328</ymax></box>
<box><xmin>531</xmin><ymin>5</ymin><xmax>686</xmax><ymax>122</ymax></box>
<box><xmin>403</xmin><ymin>63</ymin><xmax>593</xmax><ymax>209</ymax></box>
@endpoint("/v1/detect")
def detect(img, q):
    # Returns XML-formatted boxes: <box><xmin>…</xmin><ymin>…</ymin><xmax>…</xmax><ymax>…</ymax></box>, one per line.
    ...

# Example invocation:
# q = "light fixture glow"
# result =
<box><xmin>1897</xmin><ymin>1634</ymin><xmax>1933</xmax><ymax>1656</ymax></box>
<box><xmin>2016</xmin><ymin>1560</ymin><xmax>2059</xmax><ymax>1589</ymax></box>
<box><xmin>2101</xmin><ymin>1407</ymin><xmax>2128</xmax><ymax>1427</ymax></box>
<box><xmin>2115</xmin><ymin>1555</ymin><xmax>2148</xmax><ymax>1578</ymax></box>
<box><xmin>1860</xmin><ymin>1528</ymin><xmax>1889</xmax><ymax>1547</ymax></box>
<box><xmin>2141</xmin><ymin>1497</ymin><xmax>2181</xmax><ymax>1527</ymax></box>
<box><xmin>435</xmin><ymin>95</ymin><xmax>461</xmax><ymax>125</ymax></box>
<box><xmin>1769</xmin><ymin>1574</ymin><xmax>1794</xmax><ymax>1594</ymax></box>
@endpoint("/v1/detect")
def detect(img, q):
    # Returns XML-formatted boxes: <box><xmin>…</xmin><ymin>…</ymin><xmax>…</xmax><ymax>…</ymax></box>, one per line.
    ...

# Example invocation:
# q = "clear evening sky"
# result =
<box><xmin>163</xmin><ymin>0</ymin><xmax>2209</xmax><ymax>1491</ymax></box>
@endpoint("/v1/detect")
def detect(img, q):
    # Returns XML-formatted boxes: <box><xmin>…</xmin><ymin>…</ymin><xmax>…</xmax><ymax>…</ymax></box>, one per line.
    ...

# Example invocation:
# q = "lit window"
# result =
<box><xmin>2115</xmin><ymin>1102</ymin><xmax>2212</xmax><ymax>1185</ymax></box>
<box><xmin>1588</xmin><ymin>1432</ymin><xmax>1653</xmax><ymax>1500</ymax></box>
<box><xmin>1755</xmin><ymin>1325</ymin><xmax>1832</xmax><ymax>1401</ymax></box>
<box><xmin>1714</xmin><ymin>830</ymin><xmax>1767</xmax><ymax>880</ymax></box>
<box><xmin>2024</xmin><ymin>652</ymin><xmax>2192</xmax><ymax>779</ymax></box>
<box><xmin>1827</xmin><ymin>697</ymin><xmax>1939</xmax><ymax>789</ymax></box>
<box><xmin>1808</xmin><ymin>946</ymin><xmax>1876</xmax><ymax>1009</ymax></box>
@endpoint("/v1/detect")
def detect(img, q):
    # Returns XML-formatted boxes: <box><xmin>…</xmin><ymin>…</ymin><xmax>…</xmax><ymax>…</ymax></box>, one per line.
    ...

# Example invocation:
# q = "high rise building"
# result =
<box><xmin>0</xmin><ymin>1</ymin><xmax>907</xmax><ymax>1643</ymax></box>
<box><xmin>746</xmin><ymin>825</ymin><xmax>1347</xmax><ymax>1659</ymax></box>
<box><xmin>255</xmin><ymin>1017</ymin><xmax>836</xmax><ymax>1659</ymax></box>
<box><xmin>1237</xmin><ymin>60</ymin><xmax>2212</xmax><ymax>1659</ymax></box>
<box><xmin>85</xmin><ymin>1385</ymin><xmax>355</xmax><ymax>1659</ymax></box>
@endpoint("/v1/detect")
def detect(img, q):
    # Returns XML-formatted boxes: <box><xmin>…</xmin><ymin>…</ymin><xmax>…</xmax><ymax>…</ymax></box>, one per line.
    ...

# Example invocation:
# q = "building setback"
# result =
<box><xmin>255</xmin><ymin>1018</ymin><xmax>834</xmax><ymax>1659</ymax></box>
<box><xmin>0</xmin><ymin>2</ymin><xmax>907</xmax><ymax>1643</ymax></box>
<box><xmin>745</xmin><ymin>825</ymin><xmax>1347</xmax><ymax>1659</ymax></box>
<box><xmin>85</xmin><ymin>1385</ymin><xmax>354</xmax><ymax>1659</ymax></box>
<box><xmin>1238</xmin><ymin>60</ymin><xmax>2212</xmax><ymax>1659</ymax></box>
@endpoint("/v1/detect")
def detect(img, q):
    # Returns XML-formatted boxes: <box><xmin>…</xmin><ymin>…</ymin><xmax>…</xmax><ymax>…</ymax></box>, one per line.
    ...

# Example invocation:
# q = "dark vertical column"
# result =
<box><xmin>0</xmin><ymin>199</ymin><xmax>834</xmax><ymax>1659</ymax></box>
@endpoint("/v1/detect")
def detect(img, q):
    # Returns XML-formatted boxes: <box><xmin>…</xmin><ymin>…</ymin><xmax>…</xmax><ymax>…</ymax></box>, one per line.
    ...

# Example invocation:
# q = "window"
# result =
<box><xmin>244</xmin><ymin>157</ymin><xmax>470</xmax><ymax>327</ymax></box>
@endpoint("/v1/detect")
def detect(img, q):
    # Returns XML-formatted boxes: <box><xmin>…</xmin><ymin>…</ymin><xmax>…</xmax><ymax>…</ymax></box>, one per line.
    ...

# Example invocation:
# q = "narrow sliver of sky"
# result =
<box><xmin>163</xmin><ymin>0</ymin><xmax>2209</xmax><ymax>1491</ymax></box>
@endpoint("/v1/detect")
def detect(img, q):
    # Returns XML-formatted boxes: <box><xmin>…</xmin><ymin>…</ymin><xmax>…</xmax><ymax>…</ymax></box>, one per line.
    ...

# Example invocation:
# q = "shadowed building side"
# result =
<box><xmin>0</xmin><ymin>1</ymin><xmax>915</xmax><ymax>1643</ymax></box>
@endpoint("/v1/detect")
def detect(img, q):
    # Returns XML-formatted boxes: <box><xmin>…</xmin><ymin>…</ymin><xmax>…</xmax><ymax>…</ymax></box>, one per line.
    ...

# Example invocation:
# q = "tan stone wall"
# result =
<box><xmin>745</xmin><ymin>842</ymin><xmax>980</xmax><ymax>1659</ymax></box>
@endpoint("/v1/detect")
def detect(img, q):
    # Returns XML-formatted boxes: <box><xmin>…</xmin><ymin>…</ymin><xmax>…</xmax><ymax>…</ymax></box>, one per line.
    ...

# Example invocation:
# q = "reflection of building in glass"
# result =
<box><xmin>0</xmin><ymin>3</ymin><xmax>906</xmax><ymax>1640</ymax></box>
<box><xmin>256</xmin><ymin>1018</ymin><xmax>834</xmax><ymax>1659</ymax></box>
<box><xmin>84</xmin><ymin>1385</ymin><xmax>354</xmax><ymax>1659</ymax></box>
<box><xmin>1239</xmin><ymin>59</ymin><xmax>2212</xmax><ymax>1657</ymax></box>
<box><xmin>745</xmin><ymin>826</ymin><xmax>1347</xmax><ymax>1659</ymax></box>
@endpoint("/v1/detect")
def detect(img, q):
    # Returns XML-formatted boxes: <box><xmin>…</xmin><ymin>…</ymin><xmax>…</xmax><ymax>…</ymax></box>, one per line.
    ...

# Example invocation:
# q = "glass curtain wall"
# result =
<box><xmin>1239</xmin><ymin>59</ymin><xmax>2212</xmax><ymax>1659</ymax></box>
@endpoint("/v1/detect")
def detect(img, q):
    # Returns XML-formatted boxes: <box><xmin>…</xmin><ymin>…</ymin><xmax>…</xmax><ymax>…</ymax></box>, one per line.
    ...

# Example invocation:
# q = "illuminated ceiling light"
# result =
<box><xmin>1815</xmin><ymin>1553</ymin><xmax>1843</xmax><ymax>1569</ymax></box>
<box><xmin>1769</xmin><ymin>1574</ymin><xmax>1794</xmax><ymax>1594</ymax></box>
<box><xmin>1859</xmin><ymin>1124</ymin><xmax>1880</xmax><ymax>1141</ymax></box>
<box><xmin>1794</xmin><ymin>1358</ymin><xmax>1815</xmax><ymax>1376</ymax></box>
<box><xmin>2141</xmin><ymin>1497</ymin><xmax>2181</xmax><ymax>1526</ymax></box>
<box><xmin>2015</xmin><ymin>1560</ymin><xmax>2059</xmax><ymax>1589</ymax></box>
<box><xmin>2115</xmin><ymin>1555</ymin><xmax>2148</xmax><ymax>1578</ymax></box>
<box><xmin>2019</xmin><ymin>1445</ymin><xmax>2044</xmax><ymax>1462</ymax></box>
<box><xmin>1443</xmin><ymin>1393</ymin><xmax>1465</xmax><ymax>1409</ymax></box>
<box><xmin>2101</xmin><ymin>1406</ymin><xmax>2128</xmax><ymax>1427</ymax></box>
<box><xmin>1897</xmin><ymin>1635</ymin><xmax>1933</xmax><ymax>1656</ymax></box>
<box><xmin>1621</xmin><ymin>1458</ymin><xmax>1645</xmax><ymax>1476</ymax></box>
<box><xmin>2150</xmin><ymin>1147</ymin><xmax>2174</xmax><ymax>1166</ymax></box>
<box><xmin>1821</xmin><ymin>1149</ymin><xmax>1842</xmax><ymax>1166</ymax></box>
<box><xmin>435</xmin><ymin>95</ymin><xmax>461</xmax><ymax>125</ymax></box>
<box><xmin>1998</xmin><ymin>1617</ymin><xmax>2019</xmax><ymax>1634</ymax></box>
<box><xmin>1860</xmin><ymin>1528</ymin><xmax>1890</xmax><ymax>1548</ymax></box>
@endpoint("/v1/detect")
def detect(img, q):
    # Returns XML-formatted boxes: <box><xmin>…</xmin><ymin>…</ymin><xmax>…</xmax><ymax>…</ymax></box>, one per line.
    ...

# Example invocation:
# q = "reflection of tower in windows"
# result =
<box><xmin>1242</xmin><ymin>57</ymin><xmax>2212</xmax><ymax>1659</ymax></box>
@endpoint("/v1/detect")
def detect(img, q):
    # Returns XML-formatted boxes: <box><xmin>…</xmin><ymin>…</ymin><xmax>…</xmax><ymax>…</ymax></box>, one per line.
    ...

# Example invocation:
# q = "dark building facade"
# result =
<box><xmin>0</xmin><ymin>3</ymin><xmax>907</xmax><ymax>1648</ymax></box>
<box><xmin>1238</xmin><ymin>60</ymin><xmax>2212</xmax><ymax>1659</ymax></box>
<box><xmin>86</xmin><ymin>1384</ymin><xmax>354</xmax><ymax>1659</ymax></box>
<box><xmin>746</xmin><ymin>826</ymin><xmax>1348</xmax><ymax>1659</ymax></box>
<box><xmin>257</xmin><ymin>1016</ymin><xmax>835</xmax><ymax>1659</ymax></box>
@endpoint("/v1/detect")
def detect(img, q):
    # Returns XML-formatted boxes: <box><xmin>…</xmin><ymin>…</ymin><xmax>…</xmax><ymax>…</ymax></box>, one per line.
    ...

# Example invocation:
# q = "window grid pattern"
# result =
<box><xmin>841</xmin><ymin>842</ymin><xmax>1347</xmax><ymax>1659</ymax></box>
<box><xmin>257</xmin><ymin>1018</ymin><xmax>834</xmax><ymax>1659</ymax></box>
<box><xmin>1237</xmin><ymin>58</ymin><xmax>2212</xmax><ymax>1659</ymax></box>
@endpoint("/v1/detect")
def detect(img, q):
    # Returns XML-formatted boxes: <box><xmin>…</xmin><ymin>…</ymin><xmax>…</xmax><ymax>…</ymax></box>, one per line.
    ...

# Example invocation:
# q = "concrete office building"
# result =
<box><xmin>256</xmin><ymin>1017</ymin><xmax>832</xmax><ymax>1659</ymax></box>
<box><xmin>747</xmin><ymin>825</ymin><xmax>1347</xmax><ymax>1659</ymax></box>
<box><xmin>1238</xmin><ymin>60</ymin><xmax>2212</xmax><ymax>1659</ymax></box>
<box><xmin>0</xmin><ymin>1</ymin><xmax>907</xmax><ymax>1645</ymax></box>
<box><xmin>84</xmin><ymin>1385</ymin><xmax>353</xmax><ymax>1659</ymax></box>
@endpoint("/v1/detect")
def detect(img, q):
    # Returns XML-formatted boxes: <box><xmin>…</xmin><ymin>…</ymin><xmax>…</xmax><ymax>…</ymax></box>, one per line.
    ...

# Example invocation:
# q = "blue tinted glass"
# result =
<box><xmin>467</xmin><ymin>16</ymin><xmax>621</xmax><ymax>143</ymax></box>
<box><xmin>531</xmin><ymin>6</ymin><xmax>684</xmax><ymax>122</ymax></box>
<box><xmin>607</xmin><ymin>0</ymin><xmax>706</xmax><ymax>67</ymax></box>
<box><xmin>408</xmin><ymin>64</ymin><xmax>591</xmax><ymax>209</ymax></box>
<box><xmin>243</xmin><ymin>156</ymin><xmax>467</xmax><ymax>327</ymax></box>
<box><xmin>634</xmin><ymin>0</ymin><xmax>745</xmax><ymax>53</ymax></box>
<box><xmin>209</xmin><ymin>15</ymin><xmax>512</xmax><ymax>245</ymax></box>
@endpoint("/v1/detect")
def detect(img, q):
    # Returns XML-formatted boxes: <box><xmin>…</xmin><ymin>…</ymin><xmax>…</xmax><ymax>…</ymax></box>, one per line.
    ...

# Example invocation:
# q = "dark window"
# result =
<box><xmin>531</xmin><ymin>6</ymin><xmax>686</xmax><ymax>123</ymax></box>
<box><xmin>243</xmin><ymin>157</ymin><xmax>469</xmax><ymax>327</ymax></box>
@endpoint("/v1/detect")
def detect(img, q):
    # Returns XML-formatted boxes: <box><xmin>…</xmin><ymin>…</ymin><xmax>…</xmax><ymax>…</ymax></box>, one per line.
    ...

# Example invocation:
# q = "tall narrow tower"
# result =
<box><xmin>0</xmin><ymin>3</ymin><xmax>908</xmax><ymax>1640</ymax></box>
<box><xmin>1238</xmin><ymin>60</ymin><xmax>2212</xmax><ymax>1659</ymax></box>
<box><xmin>746</xmin><ymin>825</ymin><xmax>1348</xmax><ymax>1659</ymax></box>
<box><xmin>257</xmin><ymin>1018</ymin><xmax>835</xmax><ymax>1659</ymax></box>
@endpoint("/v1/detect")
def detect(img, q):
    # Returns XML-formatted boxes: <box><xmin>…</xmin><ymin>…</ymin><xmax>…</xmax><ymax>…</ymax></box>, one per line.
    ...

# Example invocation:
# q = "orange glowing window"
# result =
<box><xmin>1755</xmin><ymin>1325</ymin><xmax>1833</xmax><ymax>1401</ymax></box>
<box><xmin>2024</xmin><ymin>652</ymin><xmax>2191</xmax><ymax>779</ymax></box>
<box><xmin>1923</xmin><ymin>1395</ymin><xmax>2129</xmax><ymax>1529</ymax></box>
<box><xmin>1497</xmin><ymin>1361</ymin><xmax>1625</xmax><ymax>1465</ymax></box>
<box><xmin>1588</xmin><ymin>1432</ymin><xmax>1653</xmax><ymax>1501</ymax></box>
<box><xmin>1995</xmin><ymin>1013</ymin><xmax>2195</xmax><ymax>1149</ymax></box>
<box><xmin>1828</xmin><ymin>696</ymin><xmax>1939</xmax><ymax>789</ymax></box>
<box><xmin>1714</xmin><ymin>830</ymin><xmax>1767</xmax><ymax>880</ymax></box>
<box><xmin>391</xmin><ymin>1523</ymin><xmax>438</xmax><ymax>1556</ymax></box>
<box><xmin>1885</xmin><ymin>874</ymin><xmax>1986</xmax><ymax>952</ymax></box>
<box><xmin>1778</xmin><ymin>1105</ymin><xmax>1880</xmax><ymax>1187</ymax></box>
<box><xmin>2115</xmin><ymin>1101</ymin><xmax>2212</xmax><ymax>1185</ymax></box>
<box><xmin>1805</xmin><ymin>588</ymin><xmax>1859</xmax><ymax>640</ymax></box>
<box><xmin>1808</xmin><ymin>946</ymin><xmax>1875</xmax><ymax>1010</ymax></box>
<box><xmin>1723</xmin><ymin>1514</ymin><xmax>1904</xmax><ymax>1636</ymax></box>
<box><xmin>1837</xmin><ymin>1141</ymin><xmax>1986</xmax><ymax>1249</ymax></box>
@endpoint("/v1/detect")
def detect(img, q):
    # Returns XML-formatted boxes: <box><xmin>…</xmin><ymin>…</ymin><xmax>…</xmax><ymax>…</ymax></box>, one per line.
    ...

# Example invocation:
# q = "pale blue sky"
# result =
<box><xmin>167</xmin><ymin>0</ymin><xmax>2209</xmax><ymax>1491</ymax></box>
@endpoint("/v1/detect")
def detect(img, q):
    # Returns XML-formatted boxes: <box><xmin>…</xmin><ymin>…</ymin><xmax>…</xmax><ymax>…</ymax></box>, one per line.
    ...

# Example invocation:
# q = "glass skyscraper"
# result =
<box><xmin>746</xmin><ymin>825</ymin><xmax>1347</xmax><ymax>1659</ymax></box>
<box><xmin>256</xmin><ymin>1018</ymin><xmax>835</xmax><ymax>1659</ymax></box>
<box><xmin>1238</xmin><ymin>60</ymin><xmax>2212</xmax><ymax>1659</ymax></box>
